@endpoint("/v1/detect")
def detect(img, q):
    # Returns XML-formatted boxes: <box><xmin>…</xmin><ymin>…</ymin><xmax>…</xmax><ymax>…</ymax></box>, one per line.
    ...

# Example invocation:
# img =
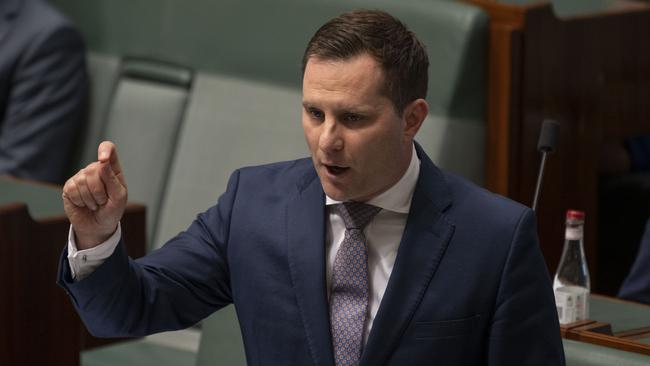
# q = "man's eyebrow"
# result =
<box><xmin>301</xmin><ymin>101</ymin><xmax>373</xmax><ymax>114</ymax></box>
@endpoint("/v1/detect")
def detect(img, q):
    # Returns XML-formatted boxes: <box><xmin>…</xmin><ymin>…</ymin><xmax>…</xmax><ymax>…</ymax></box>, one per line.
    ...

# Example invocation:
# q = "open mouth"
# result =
<box><xmin>325</xmin><ymin>164</ymin><xmax>350</xmax><ymax>176</ymax></box>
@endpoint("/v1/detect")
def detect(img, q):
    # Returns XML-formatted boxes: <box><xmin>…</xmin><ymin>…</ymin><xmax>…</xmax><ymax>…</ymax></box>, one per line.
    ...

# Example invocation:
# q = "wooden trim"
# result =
<box><xmin>615</xmin><ymin>326</ymin><xmax>650</xmax><ymax>341</ymax></box>
<box><xmin>572</xmin><ymin>329</ymin><xmax>650</xmax><ymax>356</ymax></box>
<box><xmin>483</xmin><ymin>23</ymin><xmax>515</xmax><ymax>195</ymax></box>
<box><xmin>463</xmin><ymin>0</ymin><xmax>547</xmax><ymax>29</ymax></box>
<box><xmin>560</xmin><ymin>319</ymin><xmax>597</xmax><ymax>338</ymax></box>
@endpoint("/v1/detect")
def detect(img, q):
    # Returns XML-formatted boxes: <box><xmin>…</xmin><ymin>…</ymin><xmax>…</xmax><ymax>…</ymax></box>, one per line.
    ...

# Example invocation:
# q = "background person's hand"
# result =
<box><xmin>62</xmin><ymin>141</ymin><xmax>128</xmax><ymax>249</ymax></box>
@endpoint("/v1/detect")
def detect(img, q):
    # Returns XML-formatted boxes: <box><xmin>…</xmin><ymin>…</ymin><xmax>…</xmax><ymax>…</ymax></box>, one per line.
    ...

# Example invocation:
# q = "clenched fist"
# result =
<box><xmin>62</xmin><ymin>141</ymin><xmax>128</xmax><ymax>249</ymax></box>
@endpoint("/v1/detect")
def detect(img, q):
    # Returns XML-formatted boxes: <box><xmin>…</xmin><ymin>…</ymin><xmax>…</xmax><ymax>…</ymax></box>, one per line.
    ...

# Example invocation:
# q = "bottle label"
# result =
<box><xmin>565</xmin><ymin>227</ymin><xmax>583</xmax><ymax>240</ymax></box>
<box><xmin>554</xmin><ymin>286</ymin><xmax>590</xmax><ymax>324</ymax></box>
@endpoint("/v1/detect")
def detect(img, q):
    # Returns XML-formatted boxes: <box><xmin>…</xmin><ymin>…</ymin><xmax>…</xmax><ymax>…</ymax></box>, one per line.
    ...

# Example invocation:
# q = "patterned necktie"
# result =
<box><xmin>330</xmin><ymin>202</ymin><xmax>382</xmax><ymax>366</ymax></box>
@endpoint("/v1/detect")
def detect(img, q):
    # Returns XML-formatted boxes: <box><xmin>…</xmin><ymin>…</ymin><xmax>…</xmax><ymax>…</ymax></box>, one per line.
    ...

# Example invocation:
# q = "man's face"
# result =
<box><xmin>302</xmin><ymin>53</ymin><xmax>416</xmax><ymax>202</ymax></box>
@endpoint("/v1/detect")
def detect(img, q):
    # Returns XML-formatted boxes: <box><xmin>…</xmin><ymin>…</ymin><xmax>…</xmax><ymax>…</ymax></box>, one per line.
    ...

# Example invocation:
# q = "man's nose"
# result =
<box><xmin>319</xmin><ymin>119</ymin><xmax>343</xmax><ymax>153</ymax></box>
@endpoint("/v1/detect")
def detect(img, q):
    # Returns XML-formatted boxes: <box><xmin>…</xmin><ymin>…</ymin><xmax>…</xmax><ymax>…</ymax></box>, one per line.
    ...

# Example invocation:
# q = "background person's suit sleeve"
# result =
<box><xmin>486</xmin><ymin>209</ymin><xmax>566</xmax><ymax>365</ymax></box>
<box><xmin>0</xmin><ymin>24</ymin><xmax>87</xmax><ymax>184</ymax></box>
<box><xmin>57</xmin><ymin>170</ymin><xmax>241</xmax><ymax>337</ymax></box>
<box><xmin>618</xmin><ymin>218</ymin><xmax>650</xmax><ymax>304</ymax></box>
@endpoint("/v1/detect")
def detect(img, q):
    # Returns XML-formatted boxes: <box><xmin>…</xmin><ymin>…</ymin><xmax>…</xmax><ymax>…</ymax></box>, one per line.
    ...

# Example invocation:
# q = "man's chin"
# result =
<box><xmin>322</xmin><ymin>187</ymin><xmax>348</xmax><ymax>202</ymax></box>
<box><xmin>319</xmin><ymin>180</ymin><xmax>350</xmax><ymax>202</ymax></box>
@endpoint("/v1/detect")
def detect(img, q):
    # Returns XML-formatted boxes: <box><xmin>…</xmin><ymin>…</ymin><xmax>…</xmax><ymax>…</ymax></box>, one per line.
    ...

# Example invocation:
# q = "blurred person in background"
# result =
<box><xmin>0</xmin><ymin>0</ymin><xmax>88</xmax><ymax>184</ymax></box>
<box><xmin>619</xmin><ymin>218</ymin><xmax>650</xmax><ymax>304</ymax></box>
<box><xmin>599</xmin><ymin>134</ymin><xmax>650</xmax><ymax>298</ymax></box>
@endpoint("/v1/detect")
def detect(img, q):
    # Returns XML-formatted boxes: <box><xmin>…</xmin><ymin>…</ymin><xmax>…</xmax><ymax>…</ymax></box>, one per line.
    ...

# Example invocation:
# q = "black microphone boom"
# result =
<box><xmin>532</xmin><ymin>119</ymin><xmax>559</xmax><ymax>212</ymax></box>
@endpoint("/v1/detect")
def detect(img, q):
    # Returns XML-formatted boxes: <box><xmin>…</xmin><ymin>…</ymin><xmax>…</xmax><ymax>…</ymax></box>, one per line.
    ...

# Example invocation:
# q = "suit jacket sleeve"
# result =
<box><xmin>487</xmin><ymin>209</ymin><xmax>566</xmax><ymax>365</ymax></box>
<box><xmin>0</xmin><ymin>24</ymin><xmax>87</xmax><ymax>184</ymax></box>
<box><xmin>57</xmin><ymin>170</ymin><xmax>241</xmax><ymax>337</ymax></box>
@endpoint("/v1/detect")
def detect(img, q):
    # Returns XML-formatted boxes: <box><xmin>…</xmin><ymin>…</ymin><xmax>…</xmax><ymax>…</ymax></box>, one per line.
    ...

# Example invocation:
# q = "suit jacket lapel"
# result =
<box><xmin>360</xmin><ymin>144</ymin><xmax>455</xmax><ymax>366</ymax></box>
<box><xmin>287</xmin><ymin>170</ymin><xmax>335</xmax><ymax>366</ymax></box>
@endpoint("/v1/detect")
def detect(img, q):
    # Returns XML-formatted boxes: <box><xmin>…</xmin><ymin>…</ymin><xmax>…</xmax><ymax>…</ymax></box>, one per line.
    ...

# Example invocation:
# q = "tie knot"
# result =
<box><xmin>335</xmin><ymin>202</ymin><xmax>381</xmax><ymax>230</ymax></box>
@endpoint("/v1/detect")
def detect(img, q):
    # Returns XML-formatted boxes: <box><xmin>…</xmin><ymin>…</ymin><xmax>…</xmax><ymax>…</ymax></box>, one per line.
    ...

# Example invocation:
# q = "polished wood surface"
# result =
<box><xmin>0</xmin><ymin>177</ymin><xmax>146</xmax><ymax>365</ymax></box>
<box><xmin>465</xmin><ymin>0</ymin><xmax>650</xmax><ymax>288</ymax></box>
<box><xmin>0</xmin><ymin>202</ymin><xmax>80</xmax><ymax>366</ymax></box>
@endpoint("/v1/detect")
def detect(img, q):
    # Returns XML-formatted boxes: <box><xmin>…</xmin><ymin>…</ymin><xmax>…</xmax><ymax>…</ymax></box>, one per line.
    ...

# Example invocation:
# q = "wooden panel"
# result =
<box><xmin>0</xmin><ymin>203</ymin><xmax>80</xmax><ymax>366</ymax></box>
<box><xmin>465</xmin><ymin>0</ymin><xmax>650</xmax><ymax>288</ymax></box>
<box><xmin>0</xmin><ymin>188</ymin><xmax>146</xmax><ymax>365</ymax></box>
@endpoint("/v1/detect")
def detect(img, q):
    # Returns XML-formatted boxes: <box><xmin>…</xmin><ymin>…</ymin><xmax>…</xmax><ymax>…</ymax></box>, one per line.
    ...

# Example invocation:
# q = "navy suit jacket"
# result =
<box><xmin>0</xmin><ymin>0</ymin><xmax>87</xmax><ymax>183</ymax></box>
<box><xmin>58</xmin><ymin>145</ymin><xmax>565</xmax><ymax>365</ymax></box>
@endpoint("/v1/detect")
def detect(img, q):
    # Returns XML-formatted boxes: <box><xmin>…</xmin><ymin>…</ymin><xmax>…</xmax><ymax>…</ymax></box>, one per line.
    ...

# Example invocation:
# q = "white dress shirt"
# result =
<box><xmin>68</xmin><ymin>144</ymin><xmax>420</xmax><ymax>344</ymax></box>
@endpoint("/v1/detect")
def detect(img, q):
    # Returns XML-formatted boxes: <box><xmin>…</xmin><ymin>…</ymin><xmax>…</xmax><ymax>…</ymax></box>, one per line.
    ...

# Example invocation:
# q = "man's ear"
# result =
<box><xmin>402</xmin><ymin>98</ymin><xmax>428</xmax><ymax>141</ymax></box>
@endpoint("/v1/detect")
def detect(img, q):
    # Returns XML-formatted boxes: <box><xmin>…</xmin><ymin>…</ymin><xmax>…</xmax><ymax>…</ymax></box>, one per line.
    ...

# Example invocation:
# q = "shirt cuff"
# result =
<box><xmin>67</xmin><ymin>223</ymin><xmax>121</xmax><ymax>281</ymax></box>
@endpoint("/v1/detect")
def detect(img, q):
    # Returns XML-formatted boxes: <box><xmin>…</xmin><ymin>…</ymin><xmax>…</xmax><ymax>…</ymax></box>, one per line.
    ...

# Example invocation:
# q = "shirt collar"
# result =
<box><xmin>325</xmin><ymin>144</ymin><xmax>420</xmax><ymax>214</ymax></box>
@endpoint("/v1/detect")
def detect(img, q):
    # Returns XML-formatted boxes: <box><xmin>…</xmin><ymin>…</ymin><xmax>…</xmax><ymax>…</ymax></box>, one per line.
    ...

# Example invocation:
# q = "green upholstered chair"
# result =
<box><xmin>74</xmin><ymin>53</ymin><xmax>120</xmax><ymax>170</ymax></box>
<box><xmin>74</xmin><ymin>55</ymin><xmax>192</xmax><ymax>249</ymax></box>
<box><xmin>51</xmin><ymin>0</ymin><xmax>490</xmax><ymax>248</ymax></box>
<box><xmin>153</xmin><ymin>73</ymin><xmax>305</xmax><ymax>248</ymax></box>
<box><xmin>51</xmin><ymin>0</ymin><xmax>489</xmax><ymax>187</ymax></box>
<box><xmin>100</xmin><ymin>58</ymin><xmax>192</xmax><ymax>248</ymax></box>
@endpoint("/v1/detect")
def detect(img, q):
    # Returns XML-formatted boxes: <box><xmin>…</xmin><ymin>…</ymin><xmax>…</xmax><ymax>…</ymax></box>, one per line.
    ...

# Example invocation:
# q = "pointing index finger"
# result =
<box><xmin>97</xmin><ymin>141</ymin><xmax>125</xmax><ymax>186</ymax></box>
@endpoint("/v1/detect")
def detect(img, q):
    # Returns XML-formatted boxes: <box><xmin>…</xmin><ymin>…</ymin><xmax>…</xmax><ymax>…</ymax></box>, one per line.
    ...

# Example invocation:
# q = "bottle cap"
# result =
<box><xmin>566</xmin><ymin>210</ymin><xmax>585</xmax><ymax>220</ymax></box>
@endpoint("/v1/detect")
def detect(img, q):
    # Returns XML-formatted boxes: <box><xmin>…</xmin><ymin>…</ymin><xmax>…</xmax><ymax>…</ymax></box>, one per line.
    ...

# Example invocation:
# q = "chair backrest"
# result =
<box><xmin>50</xmin><ymin>0</ymin><xmax>487</xmax><ymax>118</ymax></box>
<box><xmin>154</xmin><ymin>72</ymin><xmax>305</xmax><ymax>247</ymax></box>
<box><xmin>55</xmin><ymin>0</ymin><xmax>489</xmax><ymax>242</ymax></box>
<box><xmin>75</xmin><ymin>53</ymin><xmax>120</xmax><ymax>168</ymax></box>
<box><xmin>81</xmin><ymin>55</ymin><xmax>192</xmax><ymax>248</ymax></box>
<box><xmin>101</xmin><ymin>59</ymin><xmax>192</xmax><ymax>248</ymax></box>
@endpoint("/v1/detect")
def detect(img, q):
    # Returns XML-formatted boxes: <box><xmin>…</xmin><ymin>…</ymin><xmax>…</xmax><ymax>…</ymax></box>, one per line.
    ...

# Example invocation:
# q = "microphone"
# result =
<box><xmin>532</xmin><ymin>119</ymin><xmax>559</xmax><ymax>212</ymax></box>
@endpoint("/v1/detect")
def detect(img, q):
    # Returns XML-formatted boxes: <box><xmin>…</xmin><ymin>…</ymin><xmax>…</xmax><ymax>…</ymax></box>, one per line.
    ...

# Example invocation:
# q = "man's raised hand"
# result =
<box><xmin>62</xmin><ymin>141</ymin><xmax>128</xmax><ymax>249</ymax></box>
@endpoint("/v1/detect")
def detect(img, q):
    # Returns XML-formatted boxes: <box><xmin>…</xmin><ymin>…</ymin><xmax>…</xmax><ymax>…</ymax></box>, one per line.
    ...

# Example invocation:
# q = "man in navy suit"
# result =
<box><xmin>58</xmin><ymin>10</ymin><xmax>565</xmax><ymax>365</ymax></box>
<box><xmin>0</xmin><ymin>0</ymin><xmax>87</xmax><ymax>183</ymax></box>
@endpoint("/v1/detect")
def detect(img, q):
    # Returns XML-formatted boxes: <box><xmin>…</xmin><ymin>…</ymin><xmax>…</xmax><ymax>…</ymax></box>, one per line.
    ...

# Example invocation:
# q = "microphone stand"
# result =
<box><xmin>532</xmin><ymin>119</ymin><xmax>559</xmax><ymax>212</ymax></box>
<box><xmin>532</xmin><ymin>152</ymin><xmax>549</xmax><ymax>212</ymax></box>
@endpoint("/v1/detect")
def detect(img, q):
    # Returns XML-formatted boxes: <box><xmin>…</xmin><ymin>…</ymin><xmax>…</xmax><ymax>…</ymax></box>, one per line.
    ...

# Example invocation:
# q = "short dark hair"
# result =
<box><xmin>302</xmin><ymin>9</ymin><xmax>429</xmax><ymax>114</ymax></box>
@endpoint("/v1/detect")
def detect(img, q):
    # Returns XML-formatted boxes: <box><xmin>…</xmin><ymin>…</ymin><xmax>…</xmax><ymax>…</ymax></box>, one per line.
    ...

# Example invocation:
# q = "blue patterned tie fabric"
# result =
<box><xmin>330</xmin><ymin>202</ymin><xmax>382</xmax><ymax>366</ymax></box>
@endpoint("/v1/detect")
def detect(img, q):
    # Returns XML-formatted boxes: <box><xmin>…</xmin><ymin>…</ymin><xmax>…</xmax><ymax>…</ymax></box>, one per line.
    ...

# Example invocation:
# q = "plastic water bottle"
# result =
<box><xmin>553</xmin><ymin>210</ymin><xmax>591</xmax><ymax>324</ymax></box>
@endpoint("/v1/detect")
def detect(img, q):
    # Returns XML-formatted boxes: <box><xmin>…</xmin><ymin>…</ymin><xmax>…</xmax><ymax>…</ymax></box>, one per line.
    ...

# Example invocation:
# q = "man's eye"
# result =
<box><xmin>343</xmin><ymin>114</ymin><xmax>362</xmax><ymax>122</ymax></box>
<box><xmin>309</xmin><ymin>109</ymin><xmax>324</xmax><ymax>120</ymax></box>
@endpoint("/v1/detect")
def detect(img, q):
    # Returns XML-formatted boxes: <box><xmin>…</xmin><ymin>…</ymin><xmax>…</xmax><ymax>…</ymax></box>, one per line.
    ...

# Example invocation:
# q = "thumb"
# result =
<box><xmin>97</xmin><ymin>141</ymin><xmax>126</xmax><ymax>187</ymax></box>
